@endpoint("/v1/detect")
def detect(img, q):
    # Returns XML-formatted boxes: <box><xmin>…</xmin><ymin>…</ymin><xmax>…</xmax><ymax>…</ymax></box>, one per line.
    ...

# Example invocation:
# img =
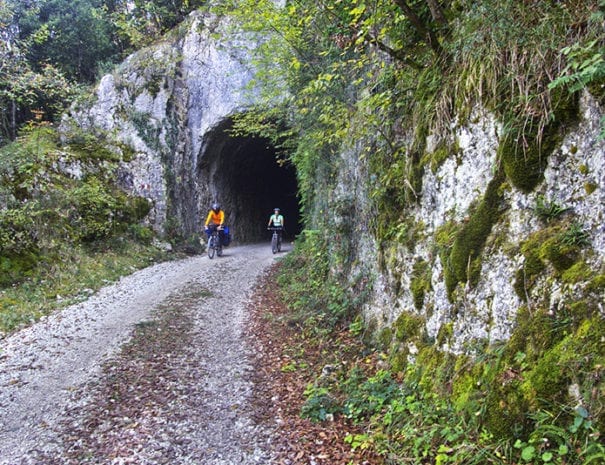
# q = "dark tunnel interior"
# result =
<box><xmin>198</xmin><ymin>119</ymin><xmax>302</xmax><ymax>244</ymax></box>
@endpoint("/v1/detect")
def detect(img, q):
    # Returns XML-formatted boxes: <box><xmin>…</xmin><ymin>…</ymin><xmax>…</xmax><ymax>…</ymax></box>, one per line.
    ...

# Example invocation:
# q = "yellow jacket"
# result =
<box><xmin>205</xmin><ymin>209</ymin><xmax>224</xmax><ymax>227</ymax></box>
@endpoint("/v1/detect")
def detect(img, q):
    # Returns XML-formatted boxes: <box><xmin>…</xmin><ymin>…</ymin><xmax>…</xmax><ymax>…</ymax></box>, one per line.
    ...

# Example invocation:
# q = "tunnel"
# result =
<box><xmin>197</xmin><ymin>118</ymin><xmax>301</xmax><ymax>244</ymax></box>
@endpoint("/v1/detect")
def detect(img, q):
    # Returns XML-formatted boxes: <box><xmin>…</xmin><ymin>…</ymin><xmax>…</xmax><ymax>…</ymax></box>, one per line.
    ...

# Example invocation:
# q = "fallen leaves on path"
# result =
<box><xmin>245</xmin><ymin>264</ymin><xmax>381</xmax><ymax>465</ymax></box>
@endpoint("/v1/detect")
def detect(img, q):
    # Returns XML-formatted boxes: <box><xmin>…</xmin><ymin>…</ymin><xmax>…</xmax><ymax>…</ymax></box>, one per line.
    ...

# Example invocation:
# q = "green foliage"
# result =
<box><xmin>0</xmin><ymin>62</ymin><xmax>79</xmax><ymax>140</ymax></box>
<box><xmin>342</xmin><ymin>369</ymin><xmax>399</xmax><ymax>423</ymax></box>
<box><xmin>335</xmin><ymin>319</ymin><xmax>604</xmax><ymax>464</ymax></box>
<box><xmin>277</xmin><ymin>230</ymin><xmax>358</xmax><ymax>333</ymax></box>
<box><xmin>548</xmin><ymin>35</ymin><xmax>605</xmax><ymax>94</ymax></box>
<box><xmin>245</xmin><ymin>1</ymin><xmax>604</xmax><ymax>463</ymax></box>
<box><xmin>301</xmin><ymin>384</ymin><xmax>340</xmax><ymax>422</ymax></box>
<box><xmin>1</xmin><ymin>0</ymin><xmax>203</xmax><ymax>142</ymax></box>
<box><xmin>69</xmin><ymin>177</ymin><xmax>145</xmax><ymax>242</ymax></box>
<box><xmin>0</xmin><ymin>204</ymin><xmax>39</xmax><ymax>256</ymax></box>
<box><xmin>0</xmin><ymin>125</ymin><xmax>155</xmax><ymax>291</ymax></box>
<box><xmin>559</xmin><ymin>221</ymin><xmax>590</xmax><ymax>247</ymax></box>
<box><xmin>15</xmin><ymin>0</ymin><xmax>116</xmax><ymax>82</ymax></box>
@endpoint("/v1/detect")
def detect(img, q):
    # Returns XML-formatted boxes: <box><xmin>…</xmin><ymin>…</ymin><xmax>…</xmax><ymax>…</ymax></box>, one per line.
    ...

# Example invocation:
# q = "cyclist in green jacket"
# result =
<box><xmin>268</xmin><ymin>207</ymin><xmax>284</xmax><ymax>229</ymax></box>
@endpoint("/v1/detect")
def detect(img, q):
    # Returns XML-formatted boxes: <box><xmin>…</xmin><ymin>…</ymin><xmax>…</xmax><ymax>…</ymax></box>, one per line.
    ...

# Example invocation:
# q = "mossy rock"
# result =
<box><xmin>521</xmin><ymin>348</ymin><xmax>567</xmax><ymax>409</ymax></box>
<box><xmin>451</xmin><ymin>370</ymin><xmax>479</xmax><ymax>413</ymax></box>
<box><xmin>522</xmin><ymin>317</ymin><xmax>605</xmax><ymax>418</ymax></box>
<box><xmin>513</xmin><ymin>250</ymin><xmax>546</xmax><ymax>301</ymax></box>
<box><xmin>499</xmin><ymin>134</ymin><xmax>549</xmax><ymax>193</ymax></box>
<box><xmin>394</xmin><ymin>311</ymin><xmax>426</xmax><ymax>342</ymax></box>
<box><xmin>389</xmin><ymin>343</ymin><xmax>409</xmax><ymax>373</ymax></box>
<box><xmin>539</xmin><ymin>235</ymin><xmax>580</xmax><ymax>272</ymax></box>
<box><xmin>587</xmin><ymin>274</ymin><xmax>605</xmax><ymax>293</ymax></box>
<box><xmin>498</xmin><ymin>90</ymin><xmax>578</xmax><ymax>193</ymax></box>
<box><xmin>505</xmin><ymin>306</ymin><xmax>560</xmax><ymax>363</ymax></box>
<box><xmin>415</xmin><ymin>346</ymin><xmax>456</xmax><ymax>394</ymax></box>
<box><xmin>514</xmin><ymin>221</ymin><xmax>588</xmax><ymax>299</ymax></box>
<box><xmin>584</xmin><ymin>182</ymin><xmax>598</xmax><ymax>195</ymax></box>
<box><xmin>410</xmin><ymin>259</ymin><xmax>432</xmax><ymax>310</ymax></box>
<box><xmin>421</xmin><ymin>138</ymin><xmax>460</xmax><ymax>174</ymax></box>
<box><xmin>445</xmin><ymin>169</ymin><xmax>507</xmax><ymax>297</ymax></box>
<box><xmin>483</xmin><ymin>377</ymin><xmax>530</xmax><ymax>439</ymax></box>
<box><xmin>436</xmin><ymin>322</ymin><xmax>454</xmax><ymax>346</ymax></box>
<box><xmin>561</xmin><ymin>261</ymin><xmax>593</xmax><ymax>284</ymax></box>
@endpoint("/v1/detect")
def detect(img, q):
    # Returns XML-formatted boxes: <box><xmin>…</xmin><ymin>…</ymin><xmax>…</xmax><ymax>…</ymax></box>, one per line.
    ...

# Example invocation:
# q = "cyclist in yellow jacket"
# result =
<box><xmin>205</xmin><ymin>203</ymin><xmax>225</xmax><ymax>241</ymax></box>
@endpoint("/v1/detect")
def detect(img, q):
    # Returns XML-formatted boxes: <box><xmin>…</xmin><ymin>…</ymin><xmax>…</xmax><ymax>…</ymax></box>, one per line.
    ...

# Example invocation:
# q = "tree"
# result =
<box><xmin>0</xmin><ymin>1</ymin><xmax>80</xmax><ymax>141</ymax></box>
<box><xmin>15</xmin><ymin>0</ymin><xmax>118</xmax><ymax>82</ymax></box>
<box><xmin>109</xmin><ymin>0</ymin><xmax>206</xmax><ymax>50</ymax></box>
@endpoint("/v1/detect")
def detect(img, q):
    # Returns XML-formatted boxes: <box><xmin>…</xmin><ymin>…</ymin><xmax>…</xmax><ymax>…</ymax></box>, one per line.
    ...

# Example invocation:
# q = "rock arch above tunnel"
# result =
<box><xmin>197</xmin><ymin>118</ymin><xmax>300</xmax><ymax>244</ymax></box>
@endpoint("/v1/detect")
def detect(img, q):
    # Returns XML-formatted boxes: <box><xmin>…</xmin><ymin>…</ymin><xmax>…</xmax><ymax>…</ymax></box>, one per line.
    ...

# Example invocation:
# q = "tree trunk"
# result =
<box><xmin>392</xmin><ymin>0</ymin><xmax>443</xmax><ymax>56</ymax></box>
<box><xmin>426</xmin><ymin>0</ymin><xmax>447</xmax><ymax>27</ymax></box>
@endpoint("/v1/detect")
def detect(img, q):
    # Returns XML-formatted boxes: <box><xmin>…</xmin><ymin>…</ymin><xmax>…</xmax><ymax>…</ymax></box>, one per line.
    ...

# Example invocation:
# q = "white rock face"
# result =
<box><xmin>352</xmin><ymin>93</ymin><xmax>604</xmax><ymax>352</ymax></box>
<box><xmin>181</xmin><ymin>14</ymin><xmax>257</xmax><ymax>168</ymax></box>
<box><xmin>420</xmin><ymin>108</ymin><xmax>500</xmax><ymax>232</ymax></box>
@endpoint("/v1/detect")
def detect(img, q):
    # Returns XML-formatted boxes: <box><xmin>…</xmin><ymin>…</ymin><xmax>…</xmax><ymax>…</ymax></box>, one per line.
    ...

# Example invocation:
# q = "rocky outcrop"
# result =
<box><xmin>62</xmin><ymin>11</ymin><xmax>259</xmax><ymax>237</ymax></box>
<box><xmin>338</xmin><ymin>93</ymin><xmax>604</xmax><ymax>352</ymax></box>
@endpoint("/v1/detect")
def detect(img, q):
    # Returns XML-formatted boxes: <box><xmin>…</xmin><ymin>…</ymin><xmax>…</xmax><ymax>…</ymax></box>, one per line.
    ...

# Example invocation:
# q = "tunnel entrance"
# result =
<box><xmin>197</xmin><ymin>118</ymin><xmax>301</xmax><ymax>244</ymax></box>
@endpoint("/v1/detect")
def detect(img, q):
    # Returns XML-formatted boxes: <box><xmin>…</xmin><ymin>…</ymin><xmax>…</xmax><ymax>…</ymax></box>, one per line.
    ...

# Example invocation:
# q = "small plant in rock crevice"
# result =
<box><xmin>534</xmin><ymin>195</ymin><xmax>568</xmax><ymax>224</ymax></box>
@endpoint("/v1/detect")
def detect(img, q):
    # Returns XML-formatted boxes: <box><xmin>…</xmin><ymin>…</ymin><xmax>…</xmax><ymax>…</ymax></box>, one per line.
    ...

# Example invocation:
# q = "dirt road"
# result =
<box><xmin>0</xmin><ymin>243</ymin><xmax>284</xmax><ymax>465</ymax></box>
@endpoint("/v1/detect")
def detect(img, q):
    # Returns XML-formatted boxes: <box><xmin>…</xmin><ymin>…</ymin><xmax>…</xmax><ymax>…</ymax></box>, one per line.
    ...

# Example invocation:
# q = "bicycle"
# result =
<box><xmin>268</xmin><ymin>227</ymin><xmax>282</xmax><ymax>254</ymax></box>
<box><xmin>207</xmin><ymin>227</ymin><xmax>223</xmax><ymax>259</ymax></box>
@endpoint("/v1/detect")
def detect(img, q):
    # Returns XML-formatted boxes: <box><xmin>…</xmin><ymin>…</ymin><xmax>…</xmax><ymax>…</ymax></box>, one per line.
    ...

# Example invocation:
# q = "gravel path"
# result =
<box><xmin>0</xmin><ymin>243</ymin><xmax>283</xmax><ymax>465</ymax></box>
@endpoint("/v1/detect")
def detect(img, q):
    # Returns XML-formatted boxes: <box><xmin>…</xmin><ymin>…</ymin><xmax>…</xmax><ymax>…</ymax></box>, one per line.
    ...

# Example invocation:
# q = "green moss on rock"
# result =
<box><xmin>587</xmin><ymin>274</ymin><xmax>605</xmax><ymax>293</ymax></box>
<box><xmin>416</xmin><ymin>347</ymin><xmax>456</xmax><ymax>394</ymax></box>
<box><xmin>498</xmin><ymin>91</ymin><xmax>577</xmax><ymax>193</ymax></box>
<box><xmin>584</xmin><ymin>182</ymin><xmax>597</xmax><ymax>195</ymax></box>
<box><xmin>410</xmin><ymin>259</ymin><xmax>432</xmax><ymax>310</ymax></box>
<box><xmin>436</xmin><ymin>322</ymin><xmax>454</xmax><ymax>346</ymax></box>
<box><xmin>394</xmin><ymin>311</ymin><xmax>426</xmax><ymax>342</ymax></box>
<box><xmin>561</xmin><ymin>261</ymin><xmax>592</xmax><ymax>284</ymax></box>
<box><xmin>444</xmin><ymin>168</ymin><xmax>507</xmax><ymax>298</ymax></box>
<box><xmin>514</xmin><ymin>219</ymin><xmax>588</xmax><ymax>299</ymax></box>
<box><xmin>483</xmin><ymin>376</ymin><xmax>530</xmax><ymax>439</ymax></box>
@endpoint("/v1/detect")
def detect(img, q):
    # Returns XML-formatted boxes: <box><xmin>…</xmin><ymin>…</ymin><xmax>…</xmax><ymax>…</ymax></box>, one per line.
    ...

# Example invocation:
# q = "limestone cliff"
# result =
<box><xmin>337</xmin><ymin>96</ymin><xmax>604</xmax><ymax>352</ymax></box>
<box><xmin>62</xmin><ymin>10</ymin><xmax>261</xmax><ymax>240</ymax></box>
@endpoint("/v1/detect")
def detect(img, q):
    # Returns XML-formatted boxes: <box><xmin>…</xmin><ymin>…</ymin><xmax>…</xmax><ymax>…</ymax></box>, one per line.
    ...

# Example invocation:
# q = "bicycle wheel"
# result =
<box><xmin>277</xmin><ymin>234</ymin><xmax>282</xmax><ymax>252</ymax></box>
<box><xmin>207</xmin><ymin>236</ymin><xmax>215</xmax><ymax>259</ymax></box>
<box><xmin>271</xmin><ymin>233</ymin><xmax>278</xmax><ymax>254</ymax></box>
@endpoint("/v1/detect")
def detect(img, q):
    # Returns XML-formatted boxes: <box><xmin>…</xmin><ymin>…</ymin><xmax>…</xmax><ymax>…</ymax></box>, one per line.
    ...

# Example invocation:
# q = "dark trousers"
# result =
<box><xmin>206</xmin><ymin>224</ymin><xmax>224</xmax><ymax>241</ymax></box>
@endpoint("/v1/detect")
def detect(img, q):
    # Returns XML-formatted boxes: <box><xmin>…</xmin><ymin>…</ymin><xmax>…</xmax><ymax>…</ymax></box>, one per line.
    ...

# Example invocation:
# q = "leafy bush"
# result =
<box><xmin>0</xmin><ymin>126</ymin><xmax>156</xmax><ymax>290</ymax></box>
<box><xmin>301</xmin><ymin>385</ymin><xmax>340</xmax><ymax>422</ymax></box>
<box><xmin>343</xmin><ymin>369</ymin><xmax>399</xmax><ymax>423</ymax></box>
<box><xmin>277</xmin><ymin>230</ymin><xmax>354</xmax><ymax>332</ymax></box>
